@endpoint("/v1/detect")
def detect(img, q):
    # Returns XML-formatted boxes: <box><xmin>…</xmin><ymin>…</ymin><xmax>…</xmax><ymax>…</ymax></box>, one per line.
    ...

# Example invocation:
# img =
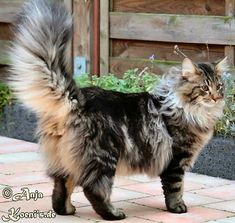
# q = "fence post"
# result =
<box><xmin>225</xmin><ymin>0</ymin><xmax>235</xmax><ymax>66</ymax></box>
<box><xmin>63</xmin><ymin>0</ymin><xmax>73</xmax><ymax>73</ymax></box>
<box><xmin>73</xmin><ymin>0</ymin><xmax>93</xmax><ymax>75</ymax></box>
<box><xmin>100</xmin><ymin>0</ymin><xmax>109</xmax><ymax>75</ymax></box>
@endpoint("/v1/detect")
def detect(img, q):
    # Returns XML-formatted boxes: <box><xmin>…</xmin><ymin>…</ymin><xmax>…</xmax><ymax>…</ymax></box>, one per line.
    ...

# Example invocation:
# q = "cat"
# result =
<box><xmin>8</xmin><ymin>0</ymin><xmax>227</xmax><ymax>220</ymax></box>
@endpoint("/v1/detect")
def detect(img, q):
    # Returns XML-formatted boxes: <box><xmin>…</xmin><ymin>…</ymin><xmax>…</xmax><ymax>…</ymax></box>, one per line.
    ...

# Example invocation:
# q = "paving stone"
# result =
<box><xmin>120</xmin><ymin>181</ymin><xmax>163</xmax><ymax>196</ymax></box>
<box><xmin>192</xmin><ymin>184</ymin><xmax>235</xmax><ymax>200</ymax></box>
<box><xmin>75</xmin><ymin>201</ymin><xmax>159</xmax><ymax>222</ymax></box>
<box><xmin>98</xmin><ymin>216</ymin><xmax>156</xmax><ymax>223</ymax></box>
<box><xmin>137</xmin><ymin>206</ymin><xmax>234</xmax><ymax>223</ymax></box>
<box><xmin>1</xmin><ymin>136</ymin><xmax>235</xmax><ymax>223</ymax></box>
<box><xmin>114</xmin><ymin>177</ymin><xmax>140</xmax><ymax>187</ymax></box>
<box><xmin>0</xmin><ymin>161</ymin><xmax>45</xmax><ymax>175</ymax></box>
<box><xmin>205</xmin><ymin>200</ymin><xmax>235</xmax><ymax>213</ymax></box>
<box><xmin>207</xmin><ymin>217</ymin><xmax>235</xmax><ymax>223</ymax></box>
<box><xmin>185</xmin><ymin>173</ymin><xmax>234</xmax><ymax>188</ymax></box>
<box><xmin>131</xmin><ymin>192</ymin><xmax>222</xmax><ymax>211</ymax></box>
<box><xmin>0</xmin><ymin>172</ymin><xmax>50</xmax><ymax>187</ymax></box>
<box><xmin>0</xmin><ymin>152</ymin><xmax>41</xmax><ymax>164</ymax></box>
<box><xmin>0</xmin><ymin>142</ymin><xmax>38</xmax><ymax>154</ymax></box>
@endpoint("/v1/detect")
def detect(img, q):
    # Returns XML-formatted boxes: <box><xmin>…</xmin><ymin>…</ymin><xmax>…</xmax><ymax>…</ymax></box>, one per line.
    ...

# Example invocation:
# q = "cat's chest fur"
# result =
<box><xmin>164</xmin><ymin>108</ymin><xmax>214</xmax><ymax>171</ymax></box>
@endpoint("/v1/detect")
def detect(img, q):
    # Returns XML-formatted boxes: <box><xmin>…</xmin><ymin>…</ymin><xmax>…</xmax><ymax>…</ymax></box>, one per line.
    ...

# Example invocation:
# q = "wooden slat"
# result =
<box><xmin>112</xmin><ymin>0</ymin><xmax>225</xmax><ymax>16</ymax></box>
<box><xmin>225</xmin><ymin>0</ymin><xmax>235</xmax><ymax>16</ymax></box>
<box><xmin>111</xmin><ymin>40</ymin><xmax>225</xmax><ymax>63</ymax></box>
<box><xmin>63</xmin><ymin>0</ymin><xmax>73</xmax><ymax>10</ymax></box>
<box><xmin>100</xmin><ymin>0</ymin><xmax>109</xmax><ymax>74</ymax></box>
<box><xmin>0</xmin><ymin>0</ymin><xmax>25</xmax><ymax>23</ymax></box>
<box><xmin>0</xmin><ymin>40</ymin><xmax>10</xmax><ymax>65</ymax></box>
<box><xmin>0</xmin><ymin>65</ymin><xmax>9</xmax><ymax>82</ymax></box>
<box><xmin>225</xmin><ymin>46</ymin><xmax>235</xmax><ymax>65</ymax></box>
<box><xmin>0</xmin><ymin>23</ymin><xmax>12</xmax><ymax>40</ymax></box>
<box><xmin>73</xmin><ymin>0</ymin><xmax>93</xmax><ymax>74</ymax></box>
<box><xmin>110</xmin><ymin>12</ymin><xmax>235</xmax><ymax>45</ymax></box>
<box><xmin>62</xmin><ymin>0</ymin><xmax>73</xmax><ymax>73</ymax></box>
<box><xmin>110</xmin><ymin>57</ymin><xmax>180</xmax><ymax>77</ymax></box>
<box><xmin>225</xmin><ymin>0</ymin><xmax>235</xmax><ymax>66</ymax></box>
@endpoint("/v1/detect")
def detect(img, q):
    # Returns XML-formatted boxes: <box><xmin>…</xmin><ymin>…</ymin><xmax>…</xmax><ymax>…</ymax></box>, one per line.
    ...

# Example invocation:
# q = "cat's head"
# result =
<box><xmin>176</xmin><ymin>57</ymin><xmax>228</xmax><ymax>108</ymax></box>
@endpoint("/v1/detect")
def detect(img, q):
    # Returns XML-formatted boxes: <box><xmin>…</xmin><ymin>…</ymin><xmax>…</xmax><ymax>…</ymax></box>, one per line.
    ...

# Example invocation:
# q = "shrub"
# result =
<box><xmin>215</xmin><ymin>73</ymin><xmax>235</xmax><ymax>137</ymax></box>
<box><xmin>0</xmin><ymin>81</ymin><xmax>12</xmax><ymax>115</ymax></box>
<box><xmin>75</xmin><ymin>68</ymin><xmax>160</xmax><ymax>93</ymax></box>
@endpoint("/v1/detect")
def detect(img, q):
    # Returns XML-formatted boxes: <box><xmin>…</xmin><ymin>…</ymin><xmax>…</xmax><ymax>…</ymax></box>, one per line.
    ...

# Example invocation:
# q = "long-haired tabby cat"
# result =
<box><xmin>8</xmin><ymin>0</ymin><xmax>227</xmax><ymax>220</ymax></box>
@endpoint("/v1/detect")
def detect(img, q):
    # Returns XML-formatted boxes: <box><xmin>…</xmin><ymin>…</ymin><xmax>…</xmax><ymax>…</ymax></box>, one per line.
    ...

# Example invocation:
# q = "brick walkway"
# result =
<box><xmin>0</xmin><ymin>136</ymin><xmax>235</xmax><ymax>223</ymax></box>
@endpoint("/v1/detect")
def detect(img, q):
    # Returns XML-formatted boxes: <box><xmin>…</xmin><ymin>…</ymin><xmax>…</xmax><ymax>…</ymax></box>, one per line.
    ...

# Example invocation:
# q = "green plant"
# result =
<box><xmin>75</xmin><ymin>68</ymin><xmax>160</xmax><ymax>93</ymax></box>
<box><xmin>215</xmin><ymin>73</ymin><xmax>235</xmax><ymax>137</ymax></box>
<box><xmin>0</xmin><ymin>81</ymin><xmax>12</xmax><ymax>114</ymax></box>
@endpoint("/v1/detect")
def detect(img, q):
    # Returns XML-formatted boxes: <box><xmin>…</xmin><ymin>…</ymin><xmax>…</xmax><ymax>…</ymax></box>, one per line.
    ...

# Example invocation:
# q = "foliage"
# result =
<box><xmin>0</xmin><ymin>81</ymin><xmax>12</xmax><ymax>115</ymax></box>
<box><xmin>75</xmin><ymin>68</ymin><xmax>160</xmax><ymax>93</ymax></box>
<box><xmin>215</xmin><ymin>73</ymin><xmax>235</xmax><ymax>137</ymax></box>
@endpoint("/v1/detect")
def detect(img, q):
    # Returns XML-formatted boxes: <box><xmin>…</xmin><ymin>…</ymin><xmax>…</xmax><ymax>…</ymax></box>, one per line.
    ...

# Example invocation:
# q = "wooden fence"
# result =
<box><xmin>107</xmin><ymin>0</ymin><xmax>235</xmax><ymax>76</ymax></box>
<box><xmin>0</xmin><ymin>0</ymin><xmax>235</xmax><ymax>77</ymax></box>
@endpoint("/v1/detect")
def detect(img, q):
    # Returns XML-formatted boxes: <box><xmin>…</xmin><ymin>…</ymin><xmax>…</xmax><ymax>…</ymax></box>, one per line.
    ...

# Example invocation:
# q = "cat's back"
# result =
<box><xmin>80</xmin><ymin>86</ymin><xmax>153</xmax><ymax>120</ymax></box>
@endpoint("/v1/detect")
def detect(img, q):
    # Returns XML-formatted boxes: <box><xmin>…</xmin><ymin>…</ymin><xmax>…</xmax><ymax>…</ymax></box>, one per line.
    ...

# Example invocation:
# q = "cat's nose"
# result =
<box><xmin>211</xmin><ymin>94</ymin><xmax>221</xmax><ymax>102</ymax></box>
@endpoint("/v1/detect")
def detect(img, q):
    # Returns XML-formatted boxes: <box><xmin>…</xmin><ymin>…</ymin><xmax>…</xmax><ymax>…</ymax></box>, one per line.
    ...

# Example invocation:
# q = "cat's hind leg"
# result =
<box><xmin>52</xmin><ymin>176</ymin><xmax>76</xmax><ymax>215</ymax></box>
<box><xmin>83</xmin><ymin>177</ymin><xmax>126</xmax><ymax>221</ymax></box>
<box><xmin>81</xmin><ymin>159</ymin><xmax>126</xmax><ymax>220</ymax></box>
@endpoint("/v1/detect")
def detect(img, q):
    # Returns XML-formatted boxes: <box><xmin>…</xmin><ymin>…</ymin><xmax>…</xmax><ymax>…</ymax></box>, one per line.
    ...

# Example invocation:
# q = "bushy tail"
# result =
<box><xmin>8</xmin><ymin>0</ymin><xmax>78</xmax><ymax>117</ymax></box>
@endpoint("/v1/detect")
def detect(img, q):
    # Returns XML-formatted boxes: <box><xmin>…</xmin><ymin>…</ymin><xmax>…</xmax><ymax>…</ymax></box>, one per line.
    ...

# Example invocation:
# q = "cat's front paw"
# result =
<box><xmin>166</xmin><ymin>200</ymin><xmax>187</xmax><ymax>214</ymax></box>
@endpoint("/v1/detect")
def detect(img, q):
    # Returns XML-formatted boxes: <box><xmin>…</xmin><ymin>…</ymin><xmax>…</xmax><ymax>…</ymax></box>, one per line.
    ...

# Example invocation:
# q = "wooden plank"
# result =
<box><xmin>112</xmin><ymin>0</ymin><xmax>225</xmax><ymax>16</ymax></box>
<box><xmin>100</xmin><ymin>0</ymin><xmax>109</xmax><ymax>74</ymax></box>
<box><xmin>111</xmin><ymin>40</ymin><xmax>225</xmax><ymax>63</ymax></box>
<box><xmin>0</xmin><ymin>0</ymin><xmax>25</xmax><ymax>23</ymax></box>
<box><xmin>0</xmin><ymin>65</ymin><xmax>9</xmax><ymax>82</ymax></box>
<box><xmin>110</xmin><ymin>12</ymin><xmax>235</xmax><ymax>45</ymax></box>
<box><xmin>62</xmin><ymin>0</ymin><xmax>73</xmax><ymax>73</ymax></box>
<box><xmin>110</xmin><ymin>57</ymin><xmax>180</xmax><ymax>77</ymax></box>
<box><xmin>225</xmin><ymin>46</ymin><xmax>235</xmax><ymax>65</ymax></box>
<box><xmin>225</xmin><ymin>0</ymin><xmax>235</xmax><ymax>66</ymax></box>
<box><xmin>73</xmin><ymin>0</ymin><xmax>93</xmax><ymax>74</ymax></box>
<box><xmin>0</xmin><ymin>23</ymin><xmax>12</xmax><ymax>40</ymax></box>
<box><xmin>63</xmin><ymin>0</ymin><xmax>73</xmax><ymax>10</ymax></box>
<box><xmin>225</xmin><ymin>0</ymin><xmax>235</xmax><ymax>16</ymax></box>
<box><xmin>0</xmin><ymin>40</ymin><xmax>11</xmax><ymax>65</ymax></box>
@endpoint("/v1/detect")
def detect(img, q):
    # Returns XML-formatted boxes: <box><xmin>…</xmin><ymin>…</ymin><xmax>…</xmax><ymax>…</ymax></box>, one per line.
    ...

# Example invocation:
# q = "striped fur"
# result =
<box><xmin>8</xmin><ymin>0</ymin><xmax>227</xmax><ymax>220</ymax></box>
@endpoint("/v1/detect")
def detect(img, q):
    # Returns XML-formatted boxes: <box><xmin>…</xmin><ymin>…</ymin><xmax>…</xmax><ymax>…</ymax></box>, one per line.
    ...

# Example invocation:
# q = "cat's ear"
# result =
<box><xmin>215</xmin><ymin>57</ymin><xmax>229</xmax><ymax>76</ymax></box>
<box><xmin>182</xmin><ymin>58</ymin><xmax>197</xmax><ymax>81</ymax></box>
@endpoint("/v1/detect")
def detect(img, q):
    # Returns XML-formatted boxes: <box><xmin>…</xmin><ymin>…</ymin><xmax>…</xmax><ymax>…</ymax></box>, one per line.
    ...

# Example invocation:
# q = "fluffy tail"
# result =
<box><xmin>8</xmin><ymin>0</ymin><xmax>78</xmax><ymax>117</ymax></box>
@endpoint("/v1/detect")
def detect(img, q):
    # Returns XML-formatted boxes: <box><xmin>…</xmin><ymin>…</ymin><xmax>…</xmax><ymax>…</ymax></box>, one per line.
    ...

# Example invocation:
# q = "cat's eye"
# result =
<box><xmin>201</xmin><ymin>85</ymin><xmax>209</xmax><ymax>91</ymax></box>
<box><xmin>216</xmin><ymin>83</ymin><xmax>223</xmax><ymax>90</ymax></box>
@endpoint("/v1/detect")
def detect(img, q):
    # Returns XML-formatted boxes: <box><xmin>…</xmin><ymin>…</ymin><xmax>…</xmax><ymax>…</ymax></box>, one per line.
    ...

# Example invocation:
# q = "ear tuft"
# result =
<box><xmin>215</xmin><ymin>57</ymin><xmax>229</xmax><ymax>76</ymax></box>
<box><xmin>182</xmin><ymin>58</ymin><xmax>197</xmax><ymax>80</ymax></box>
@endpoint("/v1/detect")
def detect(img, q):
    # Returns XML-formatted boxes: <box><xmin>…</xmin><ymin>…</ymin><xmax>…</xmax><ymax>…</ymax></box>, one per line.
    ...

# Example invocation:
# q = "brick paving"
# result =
<box><xmin>0</xmin><ymin>136</ymin><xmax>235</xmax><ymax>223</ymax></box>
